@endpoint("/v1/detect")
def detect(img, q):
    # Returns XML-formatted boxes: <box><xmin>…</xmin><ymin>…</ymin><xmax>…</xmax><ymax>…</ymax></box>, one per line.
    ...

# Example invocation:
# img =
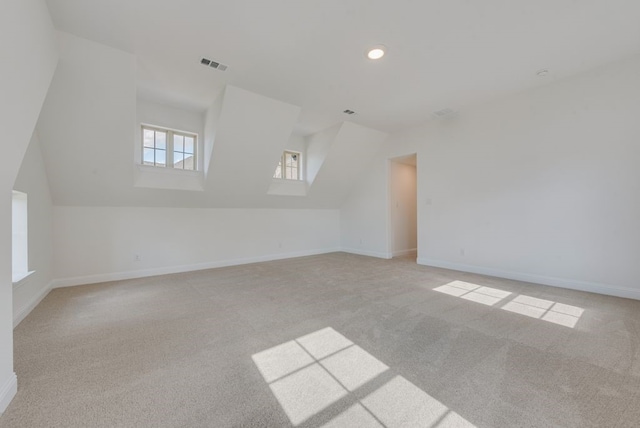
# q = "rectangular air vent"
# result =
<box><xmin>343</xmin><ymin>109</ymin><xmax>356</xmax><ymax>115</ymax></box>
<box><xmin>200</xmin><ymin>57</ymin><xmax>228</xmax><ymax>72</ymax></box>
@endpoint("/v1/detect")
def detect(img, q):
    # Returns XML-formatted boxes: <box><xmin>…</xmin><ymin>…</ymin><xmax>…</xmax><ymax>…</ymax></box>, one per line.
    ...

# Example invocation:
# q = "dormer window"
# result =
<box><xmin>142</xmin><ymin>125</ymin><xmax>196</xmax><ymax>171</ymax></box>
<box><xmin>273</xmin><ymin>150</ymin><xmax>301</xmax><ymax>180</ymax></box>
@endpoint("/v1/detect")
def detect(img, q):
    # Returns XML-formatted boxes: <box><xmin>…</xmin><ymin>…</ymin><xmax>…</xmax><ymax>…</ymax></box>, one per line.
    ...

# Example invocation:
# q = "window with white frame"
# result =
<box><xmin>12</xmin><ymin>191</ymin><xmax>29</xmax><ymax>282</ymax></box>
<box><xmin>142</xmin><ymin>125</ymin><xmax>196</xmax><ymax>171</ymax></box>
<box><xmin>273</xmin><ymin>151</ymin><xmax>301</xmax><ymax>180</ymax></box>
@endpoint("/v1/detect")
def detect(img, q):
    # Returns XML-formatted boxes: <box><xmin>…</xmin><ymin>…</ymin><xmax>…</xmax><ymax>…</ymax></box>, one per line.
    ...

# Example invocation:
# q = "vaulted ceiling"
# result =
<box><xmin>45</xmin><ymin>0</ymin><xmax>640</xmax><ymax>134</ymax></box>
<box><xmin>34</xmin><ymin>1</ymin><xmax>640</xmax><ymax>208</ymax></box>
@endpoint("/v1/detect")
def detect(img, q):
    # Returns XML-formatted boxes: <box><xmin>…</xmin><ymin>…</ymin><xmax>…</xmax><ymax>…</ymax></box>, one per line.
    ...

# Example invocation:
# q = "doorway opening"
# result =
<box><xmin>389</xmin><ymin>154</ymin><xmax>417</xmax><ymax>260</ymax></box>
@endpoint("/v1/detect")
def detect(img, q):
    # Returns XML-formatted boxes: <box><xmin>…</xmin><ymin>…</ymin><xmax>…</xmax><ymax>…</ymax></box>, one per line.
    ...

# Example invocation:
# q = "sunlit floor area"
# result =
<box><xmin>2</xmin><ymin>253</ymin><xmax>640</xmax><ymax>427</ymax></box>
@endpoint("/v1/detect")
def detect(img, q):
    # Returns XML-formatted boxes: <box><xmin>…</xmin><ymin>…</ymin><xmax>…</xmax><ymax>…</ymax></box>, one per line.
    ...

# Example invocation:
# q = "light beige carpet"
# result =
<box><xmin>1</xmin><ymin>253</ymin><xmax>640</xmax><ymax>427</ymax></box>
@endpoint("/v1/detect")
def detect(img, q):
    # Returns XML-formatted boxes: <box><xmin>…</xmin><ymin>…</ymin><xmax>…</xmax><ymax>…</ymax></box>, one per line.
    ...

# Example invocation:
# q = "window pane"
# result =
<box><xmin>156</xmin><ymin>132</ymin><xmax>167</xmax><ymax>150</ymax></box>
<box><xmin>184</xmin><ymin>137</ymin><xmax>194</xmax><ymax>154</ymax></box>
<box><xmin>183</xmin><ymin>154</ymin><xmax>194</xmax><ymax>170</ymax></box>
<box><xmin>291</xmin><ymin>167</ymin><xmax>298</xmax><ymax>179</ymax></box>
<box><xmin>174</xmin><ymin>134</ymin><xmax>184</xmax><ymax>152</ymax></box>
<box><xmin>285</xmin><ymin>167</ymin><xmax>293</xmax><ymax>180</ymax></box>
<box><xmin>285</xmin><ymin>153</ymin><xmax>293</xmax><ymax>166</ymax></box>
<box><xmin>143</xmin><ymin>130</ymin><xmax>155</xmax><ymax>148</ymax></box>
<box><xmin>143</xmin><ymin>148</ymin><xmax>155</xmax><ymax>165</ymax></box>
<box><xmin>174</xmin><ymin>151</ymin><xmax>184</xmax><ymax>168</ymax></box>
<box><xmin>156</xmin><ymin>149</ymin><xmax>166</xmax><ymax>166</ymax></box>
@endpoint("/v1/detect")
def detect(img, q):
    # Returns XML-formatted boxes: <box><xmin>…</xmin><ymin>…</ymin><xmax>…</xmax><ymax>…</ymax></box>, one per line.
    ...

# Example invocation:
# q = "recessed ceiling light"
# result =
<box><xmin>366</xmin><ymin>45</ymin><xmax>386</xmax><ymax>60</ymax></box>
<box><xmin>537</xmin><ymin>69</ymin><xmax>549</xmax><ymax>77</ymax></box>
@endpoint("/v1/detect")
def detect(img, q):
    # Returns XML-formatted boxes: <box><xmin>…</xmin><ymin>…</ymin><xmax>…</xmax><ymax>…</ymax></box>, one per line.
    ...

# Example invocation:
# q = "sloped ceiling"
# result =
<box><xmin>35</xmin><ymin>1</ymin><xmax>640</xmax><ymax>208</ymax></box>
<box><xmin>37</xmin><ymin>32</ymin><xmax>137</xmax><ymax>206</ymax></box>
<box><xmin>307</xmin><ymin>122</ymin><xmax>388</xmax><ymax>204</ymax></box>
<box><xmin>37</xmin><ymin>32</ymin><xmax>386</xmax><ymax>209</ymax></box>
<box><xmin>45</xmin><ymin>0</ymin><xmax>640</xmax><ymax>134</ymax></box>
<box><xmin>205</xmin><ymin>86</ymin><xmax>301</xmax><ymax>203</ymax></box>
<box><xmin>2</xmin><ymin>0</ymin><xmax>57</xmax><ymax>189</ymax></box>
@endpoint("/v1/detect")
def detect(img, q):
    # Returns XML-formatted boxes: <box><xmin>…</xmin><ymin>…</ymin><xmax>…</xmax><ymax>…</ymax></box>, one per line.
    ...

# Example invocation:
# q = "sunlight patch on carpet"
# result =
<box><xmin>435</xmin><ymin>281</ymin><xmax>584</xmax><ymax>328</ymax></box>
<box><xmin>253</xmin><ymin>327</ymin><xmax>475</xmax><ymax>427</ymax></box>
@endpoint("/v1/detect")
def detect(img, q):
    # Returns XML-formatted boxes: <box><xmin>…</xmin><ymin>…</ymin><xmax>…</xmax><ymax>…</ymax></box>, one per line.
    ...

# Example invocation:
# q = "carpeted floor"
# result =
<box><xmin>2</xmin><ymin>252</ymin><xmax>640</xmax><ymax>427</ymax></box>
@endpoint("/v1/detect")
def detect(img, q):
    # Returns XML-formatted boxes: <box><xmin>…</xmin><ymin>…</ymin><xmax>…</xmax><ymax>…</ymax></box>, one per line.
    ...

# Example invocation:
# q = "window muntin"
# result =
<box><xmin>143</xmin><ymin>128</ymin><xmax>167</xmax><ymax>167</ymax></box>
<box><xmin>173</xmin><ymin>134</ymin><xmax>195</xmax><ymax>170</ymax></box>
<box><xmin>142</xmin><ymin>125</ymin><xmax>196</xmax><ymax>171</ymax></box>
<box><xmin>274</xmin><ymin>150</ymin><xmax>301</xmax><ymax>180</ymax></box>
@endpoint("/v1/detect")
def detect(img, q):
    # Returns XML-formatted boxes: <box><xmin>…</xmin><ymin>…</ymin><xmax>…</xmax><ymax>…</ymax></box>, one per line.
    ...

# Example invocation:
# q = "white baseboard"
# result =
<box><xmin>52</xmin><ymin>248</ymin><xmax>342</xmax><ymax>288</ymax></box>
<box><xmin>418</xmin><ymin>258</ymin><xmax>640</xmax><ymax>301</ymax></box>
<box><xmin>0</xmin><ymin>372</ymin><xmax>17</xmax><ymax>414</ymax></box>
<box><xmin>14</xmin><ymin>281</ymin><xmax>53</xmax><ymax>328</ymax></box>
<box><xmin>341</xmin><ymin>248</ymin><xmax>392</xmax><ymax>259</ymax></box>
<box><xmin>392</xmin><ymin>248</ymin><xmax>417</xmax><ymax>257</ymax></box>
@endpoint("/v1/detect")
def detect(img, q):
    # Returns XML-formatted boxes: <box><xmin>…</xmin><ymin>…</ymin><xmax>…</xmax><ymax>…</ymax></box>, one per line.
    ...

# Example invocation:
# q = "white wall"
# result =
<box><xmin>306</xmin><ymin>124</ymin><xmax>341</xmax><ymax>186</ymax></box>
<box><xmin>340</xmin><ymin>139</ymin><xmax>420</xmax><ymax>259</ymax></box>
<box><xmin>12</xmin><ymin>134</ymin><xmax>54</xmax><ymax>327</ymax></box>
<box><xmin>0</xmin><ymin>0</ymin><xmax>57</xmax><ymax>413</ymax></box>
<box><xmin>342</xmin><ymin>54</ymin><xmax>640</xmax><ymax>299</ymax></box>
<box><xmin>37</xmin><ymin>31</ymin><xmax>137</xmax><ymax>206</ymax></box>
<box><xmin>52</xmin><ymin>207</ymin><xmax>340</xmax><ymax>286</ymax></box>
<box><xmin>390</xmin><ymin>162</ymin><xmax>417</xmax><ymax>256</ymax></box>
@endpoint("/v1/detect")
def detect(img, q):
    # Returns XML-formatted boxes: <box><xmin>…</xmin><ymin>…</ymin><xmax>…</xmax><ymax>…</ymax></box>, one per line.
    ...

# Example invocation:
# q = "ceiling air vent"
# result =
<box><xmin>431</xmin><ymin>108</ymin><xmax>458</xmax><ymax>120</ymax></box>
<box><xmin>200</xmin><ymin>57</ymin><xmax>228</xmax><ymax>72</ymax></box>
<box><xmin>343</xmin><ymin>109</ymin><xmax>356</xmax><ymax>115</ymax></box>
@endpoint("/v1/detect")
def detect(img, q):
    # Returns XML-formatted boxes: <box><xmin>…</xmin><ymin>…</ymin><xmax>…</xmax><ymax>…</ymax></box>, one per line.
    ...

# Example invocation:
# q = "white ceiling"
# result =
<box><xmin>45</xmin><ymin>0</ymin><xmax>640</xmax><ymax>135</ymax></box>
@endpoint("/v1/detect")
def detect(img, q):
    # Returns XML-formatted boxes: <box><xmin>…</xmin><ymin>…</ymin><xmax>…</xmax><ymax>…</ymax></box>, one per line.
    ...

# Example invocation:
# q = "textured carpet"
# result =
<box><xmin>2</xmin><ymin>253</ymin><xmax>640</xmax><ymax>427</ymax></box>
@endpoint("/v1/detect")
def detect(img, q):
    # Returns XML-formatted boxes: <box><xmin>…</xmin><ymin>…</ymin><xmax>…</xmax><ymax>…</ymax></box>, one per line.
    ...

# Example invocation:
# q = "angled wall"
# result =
<box><xmin>12</xmin><ymin>134</ymin><xmax>55</xmax><ymax>327</ymax></box>
<box><xmin>37</xmin><ymin>31</ymin><xmax>137</xmax><ymax>206</ymax></box>
<box><xmin>203</xmin><ymin>89</ymin><xmax>225</xmax><ymax>179</ymax></box>
<box><xmin>0</xmin><ymin>0</ymin><xmax>58</xmax><ymax>414</ymax></box>
<box><xmin>307</xmin><ymin>122</ymin><xmax>388</xmax><ymax>205</ymax></box>
<box><xmin>306</xmin><ymin>124</ymin><xmax>342</xmax><ymax>185</ymax></box>
<box><xmin>206</xmin><ymin>85</ymin><xmax>301</xmax><ymax>204</ymax></box>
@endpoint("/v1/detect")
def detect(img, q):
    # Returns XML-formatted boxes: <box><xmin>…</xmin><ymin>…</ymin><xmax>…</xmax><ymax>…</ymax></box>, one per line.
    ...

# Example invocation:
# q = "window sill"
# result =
<box><xmin>134</xmin><ymin>164</ymin><xmax>204</xmax><ymax>191</ymax></box>
<box><xmin>271</xmin><ymin>178</ymin><xmax>304</xmax><ymax>182</ymax></box>
<box><xmin>13</xmin><ymin>271</ymin><xmax>35</xmax><ymax>288</ymax></box>
<box><xmin>136</xmin><ymin>164</ymin><xmax>200</xmax><ymax>177</ymax></box>
<box><xmin>268</xmin><ymin>178</ymin><xmax>307</xmax><ymax>196</ymax></box>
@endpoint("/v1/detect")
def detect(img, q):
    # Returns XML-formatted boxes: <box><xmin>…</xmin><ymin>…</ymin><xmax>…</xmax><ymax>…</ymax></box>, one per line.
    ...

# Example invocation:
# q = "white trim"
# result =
<box><xmin>136</xmin><ymin>164</ymin><xmax>201</xmax><ymax>177</ymax></box>
<box><xmin>341</xmin><ymin>248</ymin><xmax>392</xmax><ymax>259</ymax></box>
<box><xmin>13</xmin><ymin>281</ymin><xmax>53</xmax><ymax>328</ymax></box>
<box><xmin>0</xmin><ymin>372</ymin><xmax>17</xmax><ymax>414</ymax></box>
<box><xmin>273</xmin><ymin>150</ymin><xmax>303</xmax><ymax>181</ymax></box>
<box><xmin>418</xmin><ymin>258</ymin><xmax>640</xmax><ymax>301</ymax></box>
<box><xmin>12</xmin><ymin>270</ymin><xmax>35</xmax><ymax>288</ymax></box>
<box><xmin>52</xmin><ymin>248</ymin><xmax>342</xmax><ymax>289</ymax></box>
<box><xmin>141</xmin><ymin>124</ymin><xmax>198</xmax><ymax>171</ymax></box>
<box><xmin>267</xmin><ymin>178</ymin><xmax>307</xmax><ymax>196</ymax></box>
<box><xmin>392</xmin><ymin>248</ymin><xmax>417</xmax><ymax>257</ymax></box>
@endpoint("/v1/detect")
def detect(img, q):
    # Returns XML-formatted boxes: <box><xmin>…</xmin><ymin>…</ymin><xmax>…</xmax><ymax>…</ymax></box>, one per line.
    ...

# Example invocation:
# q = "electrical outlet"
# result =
<box><xmin>134</xmin><ymin>254</ymin><xmax>141</xmax><ymax>262</ymax></box>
